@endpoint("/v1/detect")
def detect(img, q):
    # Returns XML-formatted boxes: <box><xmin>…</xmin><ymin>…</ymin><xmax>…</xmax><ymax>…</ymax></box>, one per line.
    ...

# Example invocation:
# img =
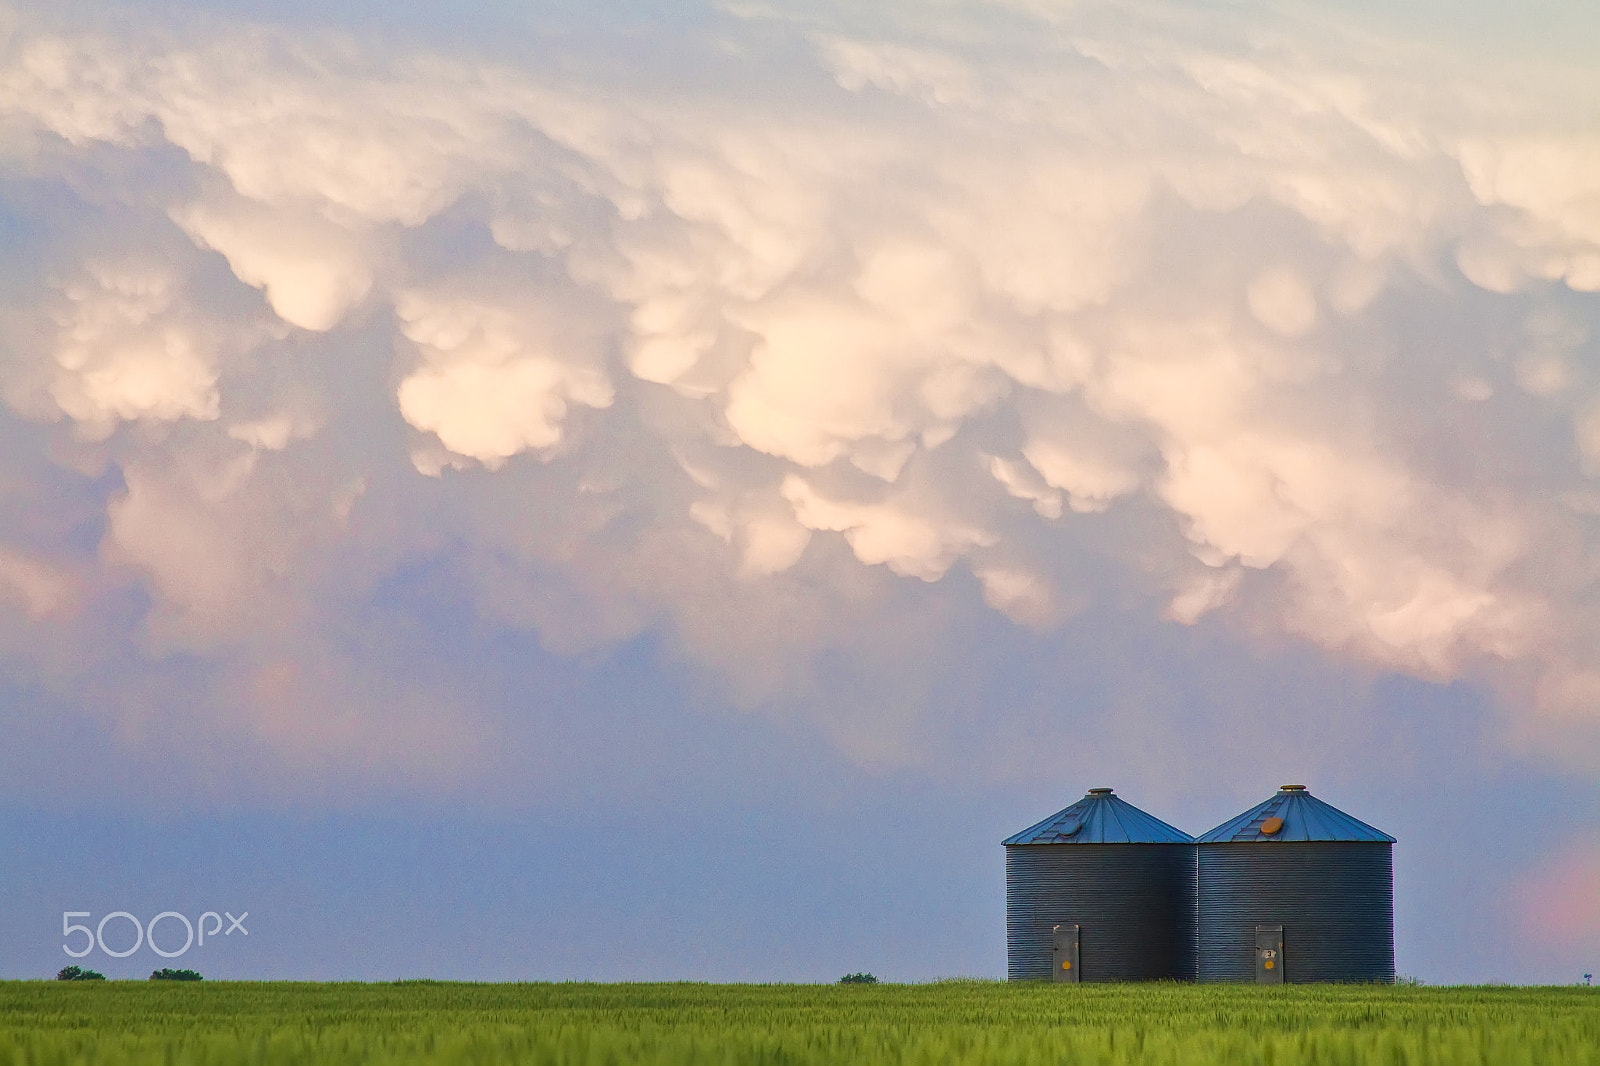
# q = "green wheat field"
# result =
<box><xmin>2</xmin><ymin>980</ymin><xmax>1597</xmax><ymax>1065</ymax></box>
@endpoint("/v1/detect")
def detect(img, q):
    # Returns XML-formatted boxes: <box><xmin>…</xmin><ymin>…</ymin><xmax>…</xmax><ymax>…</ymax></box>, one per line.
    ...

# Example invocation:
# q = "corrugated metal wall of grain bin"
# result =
<box><xmin>1004</xmin><ymin>788</ymin><xmax>1197</xmax><ymax>982</ymax></box>
<box><xmin>1196</xmin><ymin>785</ymin><xmax>1395</xmax><ymax>983</ymax></box>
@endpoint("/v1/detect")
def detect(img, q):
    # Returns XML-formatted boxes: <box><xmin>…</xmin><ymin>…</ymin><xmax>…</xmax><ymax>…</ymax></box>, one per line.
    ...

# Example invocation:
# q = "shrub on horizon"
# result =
<box><xmin>56</xmin><ymin>966</ymin><xmax>105</xmax><ymax>981</ymax></box>
<box><xmin>838</xmin><ymin>972</ymin><xmax>878</xmax><ymax>984</ymax></box>
<box><xmin>149</xmin><ymin>968</ymin><xmax>204</xmax><ymax>981</ymax></box>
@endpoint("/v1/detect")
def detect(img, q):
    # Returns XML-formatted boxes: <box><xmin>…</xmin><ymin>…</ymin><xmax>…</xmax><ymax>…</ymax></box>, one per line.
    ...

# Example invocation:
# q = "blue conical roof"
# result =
<box><xmin>1003</xmin><ymin>788</ymin><xmax>1193</xmax><ymax>845</ymax></box>
<box><xmin>1196</xmin><ymin>785</ymin><xmax>1395</xmax><ymax>843</ymax></box>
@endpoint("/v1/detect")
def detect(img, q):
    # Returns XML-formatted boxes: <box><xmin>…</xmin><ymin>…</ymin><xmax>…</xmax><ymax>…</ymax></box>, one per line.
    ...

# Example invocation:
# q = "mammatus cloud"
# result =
<box><xmin>0</xmin><ymin>0</ymin><xmax>1598</xmax><ymax>783</ymax></box>
<box><xmin>395</xmin><ymin>288</ymin><xmax>614</xmax><ymax>470</ymax></box>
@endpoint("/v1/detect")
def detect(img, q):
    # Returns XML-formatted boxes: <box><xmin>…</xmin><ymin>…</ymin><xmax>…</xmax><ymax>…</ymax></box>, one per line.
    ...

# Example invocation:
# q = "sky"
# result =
<box><xmin>1</xmin><ymin>0</ymin><xmax>1599</xmax><ymax>984</ymax></box>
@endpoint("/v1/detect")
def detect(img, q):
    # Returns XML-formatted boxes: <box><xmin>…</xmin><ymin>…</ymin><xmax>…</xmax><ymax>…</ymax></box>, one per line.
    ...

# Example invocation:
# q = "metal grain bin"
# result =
<box><xmin>1004</xmin><ymin>788</ymin><xmax>1196</xmax><ymax>982</ymax></box>
<box><xmin>1197</xmin><ymin>785</ymin><xmax>1394</xmax><ymax>983</ymax></box>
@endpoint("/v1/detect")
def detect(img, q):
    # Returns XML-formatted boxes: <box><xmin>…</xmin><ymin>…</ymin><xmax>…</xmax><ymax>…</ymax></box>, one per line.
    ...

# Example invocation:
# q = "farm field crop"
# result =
<box><xmin>1</xmin><ymin>980</ymin><xmax>1596</xmax><ymax>1065</ymax></box>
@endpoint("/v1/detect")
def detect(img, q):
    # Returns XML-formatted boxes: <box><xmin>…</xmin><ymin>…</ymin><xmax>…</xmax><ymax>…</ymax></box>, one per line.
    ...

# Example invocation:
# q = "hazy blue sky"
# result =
<box><xmin>2</xmin><ymin>0</ymin><xmax>1599</xmax><ymax>983</ymax></box>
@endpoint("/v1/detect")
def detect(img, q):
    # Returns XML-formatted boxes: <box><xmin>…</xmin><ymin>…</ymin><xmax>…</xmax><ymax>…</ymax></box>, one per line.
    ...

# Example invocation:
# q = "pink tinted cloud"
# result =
<box><xmin>1515</xmin><ymin>840</ymin><xmax>1600</xmax><ymax>947</ymax></box>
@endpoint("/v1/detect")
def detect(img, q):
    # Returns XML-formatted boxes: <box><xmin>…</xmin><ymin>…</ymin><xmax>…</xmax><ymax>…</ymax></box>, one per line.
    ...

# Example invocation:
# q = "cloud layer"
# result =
<box><xmin>1</xmin><ymin>0</ymin><xmax>1599</xmax><ymax>786</ymax></box>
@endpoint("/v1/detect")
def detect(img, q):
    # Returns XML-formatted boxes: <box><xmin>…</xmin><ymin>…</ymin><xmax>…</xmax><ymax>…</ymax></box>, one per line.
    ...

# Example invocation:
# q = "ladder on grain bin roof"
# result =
<box><xmin>1003</xmin><ymin>787</ymin><xmax>1192</xmax><ymax>845</ymax></box>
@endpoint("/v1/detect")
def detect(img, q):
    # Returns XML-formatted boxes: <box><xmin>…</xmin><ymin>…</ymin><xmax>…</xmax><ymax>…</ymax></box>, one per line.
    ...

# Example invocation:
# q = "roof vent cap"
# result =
<box><xmin>1087</xmin><ymin>787</ymin><xmax>1113</xmax><ymax>795</ymax></box>
<box><xmin>1279</xmin><ymin>784</ymin><xmax>1307</xmax><ymax>791</ymax></box>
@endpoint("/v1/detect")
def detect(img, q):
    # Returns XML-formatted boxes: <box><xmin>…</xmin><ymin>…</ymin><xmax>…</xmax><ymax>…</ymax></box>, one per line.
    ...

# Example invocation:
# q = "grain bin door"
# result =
<box><xmin>1255</xmin><ymin>925</ymin><xmax>1283</xmax><ymax>984</ymax></box>
<box><xmin>1051</xmin><ymin>924</ymin><xmax>1080</xmax><ymax>983</ymax></box>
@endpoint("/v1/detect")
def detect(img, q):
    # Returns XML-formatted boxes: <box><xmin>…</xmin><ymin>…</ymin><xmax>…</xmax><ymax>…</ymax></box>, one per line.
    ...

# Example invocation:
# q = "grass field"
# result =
<box><xmin>2</xmin><ymin>980</ymin><xmax>1597</xmax><ymax>1065</ymax></box>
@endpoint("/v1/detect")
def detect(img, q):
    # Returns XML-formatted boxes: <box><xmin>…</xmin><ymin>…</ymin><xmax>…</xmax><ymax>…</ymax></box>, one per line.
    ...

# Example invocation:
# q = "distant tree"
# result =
<box><xmin>838</xmin><ymin>972</ymin><xmax>878</xmax><ymax>984</ymax></box>
<box><xmin>149</xmin><ymin>968</ymin><xmax>204</xmax><ymax>981</ymax></box>
<box><xmin>56</xmin><ymin>966</ymin><xmax>105</xmax><ymax>981</ymax></box>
